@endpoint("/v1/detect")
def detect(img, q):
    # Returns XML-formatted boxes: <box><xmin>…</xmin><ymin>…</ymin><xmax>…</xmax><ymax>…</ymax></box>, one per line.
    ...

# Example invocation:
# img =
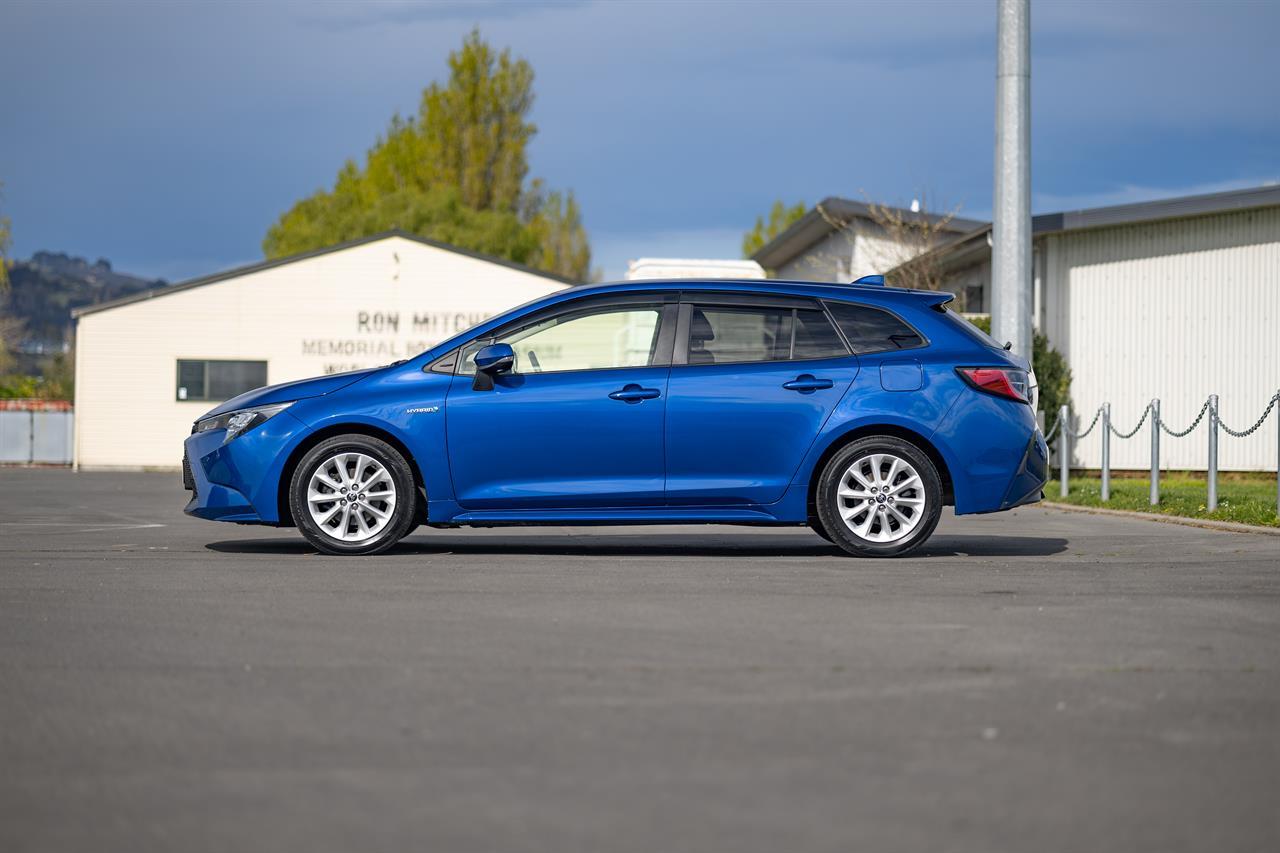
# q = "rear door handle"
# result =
<box><xmin>609</xmin><ymin>384</ymin><xmax>661</xmax><ymax>403</ymax></box>
<box><xmin>782</xmin><ymin>374</ymin><xmax>834</xmax><ymax>393</ymax></box>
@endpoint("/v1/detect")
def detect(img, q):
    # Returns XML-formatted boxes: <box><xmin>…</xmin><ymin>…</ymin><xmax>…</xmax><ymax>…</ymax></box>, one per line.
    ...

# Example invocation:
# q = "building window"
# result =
<box><xmin>176</xmin><ymin>360</ymin><xmax>268</xmax><ymax>401</ymax></box>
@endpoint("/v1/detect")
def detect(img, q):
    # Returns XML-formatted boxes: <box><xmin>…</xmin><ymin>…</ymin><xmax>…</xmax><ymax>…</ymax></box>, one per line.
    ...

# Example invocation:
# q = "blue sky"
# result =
<box><xmin>3</xmin><ymin>0</ymin><xmax>1277</xmax><ymax>282</ymax></box>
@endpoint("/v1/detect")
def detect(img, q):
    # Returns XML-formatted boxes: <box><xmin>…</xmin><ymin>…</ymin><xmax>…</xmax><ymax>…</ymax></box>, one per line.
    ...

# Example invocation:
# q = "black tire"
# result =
<box><xmin>810</xmin><ymin>519</ymin><xmax>835</xmax><ymax>543</ymax></box>
<box><xmin>289</xmin><ymin>434</ymin><xmax>418</xmax><ymax>556</ymax></box>
<box><xmin>815</xmin><ymin>436</ymin><xmax>942</xmax><ymax>558</ymax></box>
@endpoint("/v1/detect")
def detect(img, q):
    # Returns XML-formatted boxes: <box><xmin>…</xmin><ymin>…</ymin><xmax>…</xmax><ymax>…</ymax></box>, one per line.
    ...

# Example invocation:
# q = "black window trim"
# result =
<box><xmin>175</xmin><ymin>358</ymin><xmax>268</xmax><ymax>403</ymax></box>
<box><xmin>442</xmin><ymin>293</ymin><xmax>680</xmax><ymax>377</ymax></box>
<box><xmin>672</xmin><ymin>297</ymin><xmax>853</xmax><ymax>367</ymax></box>
<box><xmin>820</xmin><ymin>298</ymin><xmax>930</xmax><ymax>355</ymax></box>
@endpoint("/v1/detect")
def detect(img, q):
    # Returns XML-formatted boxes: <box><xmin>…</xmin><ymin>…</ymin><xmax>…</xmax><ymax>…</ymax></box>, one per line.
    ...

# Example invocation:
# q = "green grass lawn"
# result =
<box><xmin>1046</xmin><ymin>476</ymin><xmax>1280</xmax><ymax>528</ymax></box>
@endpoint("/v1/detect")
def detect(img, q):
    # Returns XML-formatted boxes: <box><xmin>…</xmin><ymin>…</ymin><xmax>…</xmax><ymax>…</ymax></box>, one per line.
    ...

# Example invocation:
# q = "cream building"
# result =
<box><xmin>72</xmin><ymin>232</ymin><xmax>572</xmax><ymax>469</ymax></box>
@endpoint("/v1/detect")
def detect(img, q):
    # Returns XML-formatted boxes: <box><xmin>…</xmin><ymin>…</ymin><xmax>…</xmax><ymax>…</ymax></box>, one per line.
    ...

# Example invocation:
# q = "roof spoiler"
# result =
<box><xmin>851</xmin><ymin>274</ymin><xmax>885</xmax><ymax>286</ymax></box>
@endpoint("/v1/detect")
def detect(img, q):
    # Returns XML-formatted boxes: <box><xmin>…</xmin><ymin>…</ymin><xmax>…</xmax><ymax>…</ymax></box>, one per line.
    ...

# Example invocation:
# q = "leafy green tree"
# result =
<box><xmin>264</xmin><ymin>29</ymin><xmax>591</xmax><ymax>281</ymax></box>
<box><xmin>742</xmin><ymin>199</ymin><xmax>806</xmax><ymax>258</ymax></box>
<box><xmin>38</xmin><ymin>349</ymin><xmax>75</xmax><ymax>400</ymax></box>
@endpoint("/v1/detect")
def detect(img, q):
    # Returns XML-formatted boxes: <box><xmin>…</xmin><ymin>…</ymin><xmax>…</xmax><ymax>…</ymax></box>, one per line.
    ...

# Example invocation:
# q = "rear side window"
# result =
<box><xmin>685</xmin><ymin>305</ymin><xmax>849</xmax><ymax>364</ymax></box>
<box><xmin>688</xmin><ymin>306</ymin><xmax>791</xmax><ymax>364</ymax></box>
<box><xmin>825</xmin><ymin>302</ymin><xmax>925</xmax><ymax>354</ymax></box>
<box><xmin>792</xmin><ymin>309</ymin><xmax>848</xmax><ymax>359</ymax></box>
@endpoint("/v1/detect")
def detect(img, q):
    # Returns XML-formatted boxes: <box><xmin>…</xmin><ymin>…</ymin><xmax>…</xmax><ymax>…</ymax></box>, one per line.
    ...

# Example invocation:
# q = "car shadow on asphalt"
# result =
<box><xmin>205</xmin><ymin>533</ymin><xmax>1069</xmax><ymax>559</ymax></box>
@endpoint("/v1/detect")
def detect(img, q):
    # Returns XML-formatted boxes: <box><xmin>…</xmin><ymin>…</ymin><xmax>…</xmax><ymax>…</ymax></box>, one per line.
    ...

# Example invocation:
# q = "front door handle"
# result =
<box><xmin>782</xmin><ymin>374</ymin><xmax>834</xmax><ymax>393</ymax></box>
<box><xmin>609</xmin><ymin>384</ymin><xmax>661</xmax><ymax>403</ymax></box>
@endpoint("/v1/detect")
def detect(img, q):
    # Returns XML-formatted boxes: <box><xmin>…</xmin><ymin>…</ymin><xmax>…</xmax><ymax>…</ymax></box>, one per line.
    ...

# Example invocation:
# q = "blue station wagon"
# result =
<box><xmin>183</xmin><ymin>277</ymin><xmax>1048</xmax><ymax>557</ymax></box>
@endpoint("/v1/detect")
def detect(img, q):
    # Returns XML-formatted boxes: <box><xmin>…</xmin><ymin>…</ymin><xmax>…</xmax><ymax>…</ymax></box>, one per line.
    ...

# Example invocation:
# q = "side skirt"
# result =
<box><xmin>428</xmin><ymin>505</ymin><xmax>799</xmax><ymax>528</ymax></box>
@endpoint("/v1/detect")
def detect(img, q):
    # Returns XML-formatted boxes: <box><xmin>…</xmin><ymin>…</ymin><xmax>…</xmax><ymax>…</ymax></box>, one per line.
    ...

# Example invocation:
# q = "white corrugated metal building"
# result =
<box><xmin>752</xmin><ymin>186</ymin><xmax>1280</xmax><ymax>471</ymax></box>
<box><xmin>71</xmin><ymin>232</ymin><xmax>571</xmax><ymax>469</ymax></box>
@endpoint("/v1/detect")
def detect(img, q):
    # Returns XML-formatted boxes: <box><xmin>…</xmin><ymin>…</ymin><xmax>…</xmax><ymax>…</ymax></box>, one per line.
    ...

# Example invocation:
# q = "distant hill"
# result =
<box><xmin>4</xmin><ymin>252</ymin><xmax>166</xmax><ymax>354</ymax></box>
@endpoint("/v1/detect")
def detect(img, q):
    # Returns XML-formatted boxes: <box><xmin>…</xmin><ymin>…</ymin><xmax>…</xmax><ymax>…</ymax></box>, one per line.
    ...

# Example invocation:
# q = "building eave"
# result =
<box><xmin>750</xmin><ymin>197</ymin><xmax>986</xmax><ymax>272</ymax></box>
<box><xmin>72</xmin><ymin>230</ymin><xmax>579</xmax><ymax>320</ymax></box>
<box><xmin>893</xmin><ymin>183</ymin><xmax>1280</xmax><ymax>275</ymax></box>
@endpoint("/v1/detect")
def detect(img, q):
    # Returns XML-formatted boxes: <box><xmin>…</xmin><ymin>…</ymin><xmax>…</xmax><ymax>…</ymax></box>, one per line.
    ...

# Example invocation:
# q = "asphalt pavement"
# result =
<box><xmin>1</xmin><ymin>468</ymin><xmax>1278</xmax><ymax>853</ymax></box>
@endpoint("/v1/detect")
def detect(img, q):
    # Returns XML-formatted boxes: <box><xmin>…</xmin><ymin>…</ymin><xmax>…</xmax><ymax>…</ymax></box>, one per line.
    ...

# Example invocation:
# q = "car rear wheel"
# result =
<box><xmin>289</xmin><ymin>434</ymin><xmax>418</xmax><ymax>556</ymax></box>
<box><xmin>815</xmin><ymin>436</ymin><xmax>942</xmax><ymax>558</ymax></box>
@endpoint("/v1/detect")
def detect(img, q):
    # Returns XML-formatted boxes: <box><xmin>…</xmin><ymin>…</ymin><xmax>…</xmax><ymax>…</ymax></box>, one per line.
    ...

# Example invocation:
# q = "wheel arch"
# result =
<box><xmin>805</xmin><ymin>423</ymin><xmax>955</xmax><ymax>524</ymax></box>
<box><xmin>276</xmin><ymin>423</ymin><xmax>428</xmax><ymax>527</ymax></box>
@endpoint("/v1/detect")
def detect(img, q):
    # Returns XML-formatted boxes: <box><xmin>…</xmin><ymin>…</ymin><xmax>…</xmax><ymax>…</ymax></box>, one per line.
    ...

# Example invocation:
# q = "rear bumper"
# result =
<box><xmin>999</xmin><ymin>429</ymin><xmax>1049</xmax><ymax>510</ymax></box>
<box><xmin>933</xmin><ymin>391</ymin><xmax>1047</xmax><ymax>515</ymax></box>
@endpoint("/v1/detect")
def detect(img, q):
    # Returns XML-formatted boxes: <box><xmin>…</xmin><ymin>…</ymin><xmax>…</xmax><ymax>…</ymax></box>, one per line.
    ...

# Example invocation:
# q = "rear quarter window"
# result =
<box><xmin>824</xmin><ymin>301</ymin><xmax>925</xmax><ymax>354</ymax></box>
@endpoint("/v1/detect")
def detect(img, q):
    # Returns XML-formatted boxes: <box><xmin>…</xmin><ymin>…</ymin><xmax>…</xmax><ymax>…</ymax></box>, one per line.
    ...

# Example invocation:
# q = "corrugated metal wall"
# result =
<box><xmin>1043</xmin><ymin>207</ymin><xmax>1280</xmax><ymax>471</ymax></box>
<box><xmin>0</xmin><ymin>406</ymin><xmax>74</xmax><ymax>465</ymax></box>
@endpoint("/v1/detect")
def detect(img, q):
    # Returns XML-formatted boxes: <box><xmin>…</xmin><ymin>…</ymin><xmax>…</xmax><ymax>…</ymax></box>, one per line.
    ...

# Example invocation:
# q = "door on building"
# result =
<box><xmin>445</xmin><ymin>296</ymin><xmax>677</xmax><ymax>509</ymax></box>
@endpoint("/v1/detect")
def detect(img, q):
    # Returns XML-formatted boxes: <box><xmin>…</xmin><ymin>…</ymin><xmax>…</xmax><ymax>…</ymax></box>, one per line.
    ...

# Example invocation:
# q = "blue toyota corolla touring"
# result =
<box><xmin>183</xmin><ymin>277</ymin><xmax>1047</xmax><ymax>557</ymax></box>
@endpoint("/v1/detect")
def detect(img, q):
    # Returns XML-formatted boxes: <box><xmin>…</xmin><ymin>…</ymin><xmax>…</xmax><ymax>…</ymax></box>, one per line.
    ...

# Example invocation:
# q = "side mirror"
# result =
<box><xmin>472</xmin><ymin>342</ymin><xmax>515</xmax><ymax>391</ymax></box>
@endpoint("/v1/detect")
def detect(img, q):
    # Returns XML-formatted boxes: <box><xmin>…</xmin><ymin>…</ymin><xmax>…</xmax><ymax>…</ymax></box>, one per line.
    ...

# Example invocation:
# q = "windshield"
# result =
<box><xmin>938</xmin><ymin>306</ymin><xmax>1005</xmax><ymax>350</ymax></box>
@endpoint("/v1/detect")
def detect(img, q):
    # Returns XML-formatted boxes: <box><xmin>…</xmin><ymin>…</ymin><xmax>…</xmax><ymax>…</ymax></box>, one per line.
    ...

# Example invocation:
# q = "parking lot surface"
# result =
<box><xmin>2</xmin><ymin>469</ymin><xmax>1278</xmax><ymax>852</ymax></box>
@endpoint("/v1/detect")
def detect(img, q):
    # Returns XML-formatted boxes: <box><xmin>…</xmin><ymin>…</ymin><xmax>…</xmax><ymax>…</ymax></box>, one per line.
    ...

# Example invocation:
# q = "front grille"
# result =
<box><xmin>182</xmin><ymin>452</ymin><xmax>196</xmax><ymax>495</ymax></box>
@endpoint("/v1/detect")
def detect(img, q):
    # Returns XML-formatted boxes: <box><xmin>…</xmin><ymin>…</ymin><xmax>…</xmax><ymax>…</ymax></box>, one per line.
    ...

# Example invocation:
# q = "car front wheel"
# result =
<box><xmin>815</xmin><ymin>436</ymin><xmax>942</xmax><ymax>557</ymax></box>
<box><xmin>289</xmin><ymin>434</ymin><xmax>418</xmax><ymax>556</ymax></box>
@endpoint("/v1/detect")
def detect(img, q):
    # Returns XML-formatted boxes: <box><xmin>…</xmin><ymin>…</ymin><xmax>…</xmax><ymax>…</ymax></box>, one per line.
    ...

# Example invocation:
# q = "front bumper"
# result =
<box><xmin>183</xmin><ymin>411</ymin><xmax>308</xmax><ymax>524</ymax></box>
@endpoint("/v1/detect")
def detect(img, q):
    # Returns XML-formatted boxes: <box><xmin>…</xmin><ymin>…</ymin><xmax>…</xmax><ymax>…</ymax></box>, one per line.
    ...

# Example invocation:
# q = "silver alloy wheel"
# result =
<box><xmin>836</xmin><ymin>452</ymin><xmax>927</xmax><ymax>544</ymax></box>
<box><xmin>306</xmin><ymin>452</ymin><xmax>398</xmax><ymax>543</ymax></box>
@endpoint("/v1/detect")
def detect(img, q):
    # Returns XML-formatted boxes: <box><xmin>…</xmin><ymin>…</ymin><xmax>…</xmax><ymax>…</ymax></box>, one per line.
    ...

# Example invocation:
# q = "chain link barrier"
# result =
<box><xmin>1214</xmin><ymin>392</ymin><xmax>1280</xmax><ymax>438</ymax></box>
<box><xmin>1067</xmin><ymin>407</ymin><xmax>1102</xmax><ymax>439</ymax></box>
<box><xmin>1047</xmin><ymin>390</ymin><xmax>1279</xmax><ymax>518</ymax></box>
<box><xmin>1156</xmin><ymin>398</ymin><xmax>1211</xmax><ymax>438</ymax></box>
<box><xmin>1108</xmin><ymin>402</ymin><xmax>1152</xmax><ymax>439</ymax></box>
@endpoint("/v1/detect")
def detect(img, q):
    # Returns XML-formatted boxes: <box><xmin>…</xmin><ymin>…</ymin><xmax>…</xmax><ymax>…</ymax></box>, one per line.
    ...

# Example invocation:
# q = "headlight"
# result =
<box><xmin>194</xmin><ymin>402</ymin><xmax>294</xmax><ymax>443</ymax></box>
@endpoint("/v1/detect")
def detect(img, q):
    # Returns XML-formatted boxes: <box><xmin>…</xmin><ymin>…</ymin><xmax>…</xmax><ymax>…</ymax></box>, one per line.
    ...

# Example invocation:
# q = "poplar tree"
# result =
<box><xmin>264</xmin><ymin>30</ymin><xmax>592</xmax><ymax>282</ymax></box>
<box><xmin>742</xmin><ymin>200</ymin><xmax>807</xmax><ymax>258</ymax></box>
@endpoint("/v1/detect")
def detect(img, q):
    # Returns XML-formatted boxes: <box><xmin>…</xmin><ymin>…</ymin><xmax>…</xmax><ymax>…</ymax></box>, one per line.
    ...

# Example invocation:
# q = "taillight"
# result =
<box><xmin>957</xmin><ymin>367</ymin><xmax>1030</xmax><ymax>403</ymax></box>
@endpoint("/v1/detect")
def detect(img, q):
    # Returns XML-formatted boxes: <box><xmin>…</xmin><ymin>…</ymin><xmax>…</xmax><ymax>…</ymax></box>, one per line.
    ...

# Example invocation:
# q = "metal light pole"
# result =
<box><xmin>992</xmin><ymin>0</ymin><xmax>1033</xmax><ymax>361</ymax></box>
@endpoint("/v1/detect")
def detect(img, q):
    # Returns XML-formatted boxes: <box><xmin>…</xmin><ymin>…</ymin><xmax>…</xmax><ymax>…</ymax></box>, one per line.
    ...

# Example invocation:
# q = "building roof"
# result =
<box><xmin>750</xmin><ymin>197</ymin><xmax>987</xmax><ymax>272</ymax></box>
<box><xmin>1031</xmin><ymin>183</ymin><xmax>1280</xmax><ymax>235</ymax></box>
<box><xmin>896</xmin><ymin>183</ymin><xmax>1280</xmax><ymax>275</ymax></box>
<box><xmin>72</xmin><ymin>230</ymin><xmax>579</xmax><ymax>319</ymax></box>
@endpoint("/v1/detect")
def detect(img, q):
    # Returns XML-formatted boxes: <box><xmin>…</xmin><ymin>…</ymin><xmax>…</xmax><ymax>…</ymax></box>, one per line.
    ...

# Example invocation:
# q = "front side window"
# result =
<box><xmin>825</xmin><ymin>302</ymin><xmax>925</xmax><ymax>354</ymax></box>
<box><xmin>686</xmin><ymin>305</ymin><xmax>848</xmax><ymax>365</ymax></box>
<box><xmin>465</xmin><ymin>306</ymin><xmax>663</xmax><ymax>374</ymax></box>
<box><xmin>176</xmin><ymin>359</ymin><xmax>268</xmax><ymax>401</ymax></box>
